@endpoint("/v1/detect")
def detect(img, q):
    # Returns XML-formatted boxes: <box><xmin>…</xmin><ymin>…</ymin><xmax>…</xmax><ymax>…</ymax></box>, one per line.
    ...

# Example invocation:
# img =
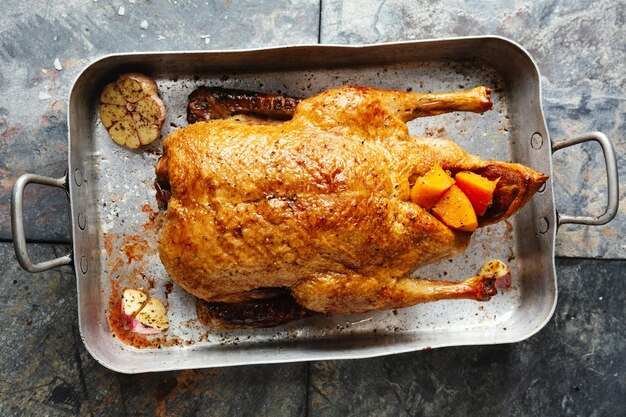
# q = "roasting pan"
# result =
<box><xmin>11</xmin><ymin>36</ymin><xmax>618</xmax><ymax>373</ymax></box>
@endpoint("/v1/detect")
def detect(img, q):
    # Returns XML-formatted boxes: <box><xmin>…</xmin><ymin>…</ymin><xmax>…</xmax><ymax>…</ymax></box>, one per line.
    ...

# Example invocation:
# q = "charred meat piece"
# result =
<box><xmin>154</xmin><ymin>179</ymin><xmax>171</xmax><ymax>211</ymax></box>
<box><xmin>187</xmin><ymin>87</ymin><xmax>302</xmax><ymax>123</ymax></box>
<box><xmin>196</xmin><ymin>290</ymin><xmax>314</xmax><ymax>330</ymax></box>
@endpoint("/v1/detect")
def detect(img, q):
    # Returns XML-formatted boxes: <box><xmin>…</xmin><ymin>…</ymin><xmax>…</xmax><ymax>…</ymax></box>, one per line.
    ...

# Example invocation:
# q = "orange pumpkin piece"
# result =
<box><xmin>431</xmin><ymin>185</ymin><xmax>478</xmax><ymax>232</ymax></box>
<box><xmin>454</xmin><ymin>171</ymin><xmax>499</xmax><ymax>216</ymax></box>
<box><xmin>410</xmin><ymin>164</ymin><xmax>456</xmax><ymax>210</ymax></box>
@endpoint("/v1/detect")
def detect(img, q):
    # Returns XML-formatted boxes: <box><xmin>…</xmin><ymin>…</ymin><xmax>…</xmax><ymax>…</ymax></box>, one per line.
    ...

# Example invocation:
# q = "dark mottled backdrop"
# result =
<box><xmin>0</xmin><ymin>1</ymin><xmax>623</xmax><ymax>416</ymax></box>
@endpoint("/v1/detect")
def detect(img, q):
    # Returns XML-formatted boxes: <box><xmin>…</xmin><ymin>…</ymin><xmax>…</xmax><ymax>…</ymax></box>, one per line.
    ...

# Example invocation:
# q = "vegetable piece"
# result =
<box><xmin>479</xmin><ymin>259</ymin><xmax>511</xmax><ymax>289</ymax></box>
<box><xmin>122</xmin><ymin>288</ymin><xmax>148</xmax><ymax>316</ymax></box>
<box><xmin>121</xmin><ymin>288</ymin><xmax>169</xmax><ymax>333</ymax></box>
<box><xmin>121</xmin><ymin>306</ymin><xmax>162</xmax><ymax>335</ymax></box>
<box><xmin>454</xmin><ymin>171</ymin><xmax>499</xmax><ymax>216</ymax></box>
<box><xmin>410</xmin><ymin>164</ymin><xmax>456</xmax><ymax>210</ymax></box>
<box><xmin>99</xmin><ymin>73</ymin><xmax>166</xmax><ymax>149</ymax></box>
<box><xmin>135</xmin><ymin>299</ymin><xmax>169</xmax><ymax>331</ymax></box>
<box><xmin>431</xmin><ymin>185</ymin><xmax>478</xmax><ymax>232</ymax></box>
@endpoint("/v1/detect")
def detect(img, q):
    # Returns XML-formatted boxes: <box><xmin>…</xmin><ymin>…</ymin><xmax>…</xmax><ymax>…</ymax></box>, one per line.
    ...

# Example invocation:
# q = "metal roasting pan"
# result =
<box><xmin>11</xmin><ymin>36</ymin><xmax>619</xmax><ymax>373</ymax></box>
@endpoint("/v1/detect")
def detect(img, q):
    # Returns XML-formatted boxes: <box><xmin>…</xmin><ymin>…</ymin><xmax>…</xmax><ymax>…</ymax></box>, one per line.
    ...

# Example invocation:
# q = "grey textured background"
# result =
<box><xmin>0</xmin><ymin>1</ymin><xmax>624</xmax><ymax>416</ymax></box>
<box><xmin>0</xmin><ymin>0</ymin><xmax>623</xmax><ymax>257</ymax></box>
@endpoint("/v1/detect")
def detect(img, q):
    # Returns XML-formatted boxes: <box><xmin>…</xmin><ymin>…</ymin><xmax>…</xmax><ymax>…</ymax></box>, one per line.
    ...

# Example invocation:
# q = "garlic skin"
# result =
<box><xmin>479</xmin><ymin>259</ymin><xmax>512</xmax><ymax>289</ymax></box>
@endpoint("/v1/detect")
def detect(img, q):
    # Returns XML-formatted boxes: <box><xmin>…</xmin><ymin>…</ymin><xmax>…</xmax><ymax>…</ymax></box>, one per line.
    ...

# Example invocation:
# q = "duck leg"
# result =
<box><xmin>377</xmin><ymin>86</ymin><xmax>493</xmax><ymax>121</ymax></box>
<box><xmin>291</xmin><ymin>271</ymin><xmax>497</xmax><ymax>315</ymax></box>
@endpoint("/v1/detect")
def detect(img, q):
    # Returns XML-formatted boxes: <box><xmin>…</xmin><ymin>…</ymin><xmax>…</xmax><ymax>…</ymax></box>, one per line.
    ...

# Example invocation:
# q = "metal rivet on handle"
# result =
<box><xmin>74</xmin><ymin>168</ymin><xmax>83</xmax><ymax>187</ymax></box>
<box><xmin>531</xmin><ymin>133</ymin><xmax>543</xmax><ymax>149</ymax></box>
<box><xmin>80</xmin><ymin>256</ymin><xmax>88</xmax><ymax>274</ymax></box>
<box><xmin>78</xmin><ymin>212</ymin><xmax>86</xmax><ymax>230</ymax></box>
<box><xmin>538</xmin><ymin>217</ymin><xmax>549</xmax><ymax>234</ymax></box>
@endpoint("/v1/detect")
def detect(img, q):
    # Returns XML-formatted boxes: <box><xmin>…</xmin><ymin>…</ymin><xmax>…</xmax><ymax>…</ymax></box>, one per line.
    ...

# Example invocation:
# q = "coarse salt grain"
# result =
<box><xmin>39</xmin><ymin>92</ymin><xmax>52</xmax><ymax>100</ymax></box>
<box><xmin>118</xmin><ymin>6</ymin><xmax>125</xmax><ymax>15</ymax></box>
<box><xmin>54</xmin><ymin>58</ymin><xmax>62</xmax><ymax>71</ymax></box>
<box><xmin>140</xmin><ymin>20</ymin><xmax>149</xmax><ymax>30</ymax></box>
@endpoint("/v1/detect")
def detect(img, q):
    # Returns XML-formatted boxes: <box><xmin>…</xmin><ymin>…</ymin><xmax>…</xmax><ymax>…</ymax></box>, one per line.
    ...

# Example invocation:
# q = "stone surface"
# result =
<box><xmin>0</xmin><ymin>0</ymin><xmax>320</xmax><ymax>243</ymax></box>
<box><xmin>321</xmin><ymin>0</ymin><xmax>625</xmax><ymax>258</ymax></box>
<box><xmin>1</xmin><ymin>1</ymin><xmax>624</xmax><ymax>416</ymax></box>
<box><xmin>308</xmin><ymin>258</ymin><xmax>625</xmax><ymax>417</ymax></box>
<box><xmin>0</xmin><ymin>242</ymin><xmax>307</xmax><ymax>417</ymax></box>
<box><xmin>1</xmin><ymin>242</ymin><xmax>623</xmax><ymax>416</ymax></box>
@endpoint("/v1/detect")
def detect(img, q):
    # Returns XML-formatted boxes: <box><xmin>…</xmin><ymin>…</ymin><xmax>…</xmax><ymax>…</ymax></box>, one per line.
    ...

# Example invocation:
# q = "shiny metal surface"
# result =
<box><xmin>11</xmin><ymin>173</ymin><xmax>72</xmax><ymax>272</ymax></box>
<box><xmin>552</xmin><ymin>132</ymin><xmax>619</xmax><ymax>226</ymax></box>
<box><xmin>12</xmin><ymin>36</ymin><xmax>617</xmax><ymax>372</ymax></box>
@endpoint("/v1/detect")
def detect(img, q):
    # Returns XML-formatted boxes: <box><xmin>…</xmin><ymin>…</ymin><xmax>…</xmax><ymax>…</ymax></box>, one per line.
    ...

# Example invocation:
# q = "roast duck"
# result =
<box><xmin>155</xmin><ymin>85</ymin><xmax>548</xmax><ymax>329</ymax></box>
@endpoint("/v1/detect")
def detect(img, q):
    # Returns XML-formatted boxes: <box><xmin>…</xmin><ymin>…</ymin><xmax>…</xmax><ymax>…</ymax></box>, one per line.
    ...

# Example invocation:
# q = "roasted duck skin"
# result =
<box><xmin>156</xmin><ymin>85</ymin><xmax>547</xmax><ymax>322</ymax></box>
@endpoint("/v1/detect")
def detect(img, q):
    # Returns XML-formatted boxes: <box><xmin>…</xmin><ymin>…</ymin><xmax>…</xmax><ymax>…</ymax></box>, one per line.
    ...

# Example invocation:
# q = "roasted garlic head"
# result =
<box><xmin>99</xmin><ymin>73</ymin><xmax>166</xmax><ymax>148</ymax></box>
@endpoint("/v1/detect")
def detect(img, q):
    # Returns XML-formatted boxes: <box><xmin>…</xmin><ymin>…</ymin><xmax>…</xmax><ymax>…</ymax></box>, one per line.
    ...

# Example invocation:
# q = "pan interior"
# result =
<box><xmin>68</xmin><ymin>42</ymin><xmax>556</xmax><ymax>372</ymax></box>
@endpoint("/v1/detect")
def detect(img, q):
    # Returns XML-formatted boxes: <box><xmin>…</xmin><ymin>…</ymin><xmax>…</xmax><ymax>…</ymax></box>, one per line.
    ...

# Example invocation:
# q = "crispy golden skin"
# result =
<box><xmin>156</xmin><ymin>86</ymin><xmax>547</xmax><ymax>315</ymax></box>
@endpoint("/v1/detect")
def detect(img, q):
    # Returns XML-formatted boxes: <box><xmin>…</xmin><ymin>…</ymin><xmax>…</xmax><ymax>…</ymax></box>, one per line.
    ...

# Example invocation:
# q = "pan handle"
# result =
<box><xmin>11</xmin><ymin>173</ymin><xmax>72</xmax><ymax>272</ymax></box>
<box><xmin>552</xmin><ymin>132</ymin><xmax>619</xmax><ymax>227</ymax></box>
